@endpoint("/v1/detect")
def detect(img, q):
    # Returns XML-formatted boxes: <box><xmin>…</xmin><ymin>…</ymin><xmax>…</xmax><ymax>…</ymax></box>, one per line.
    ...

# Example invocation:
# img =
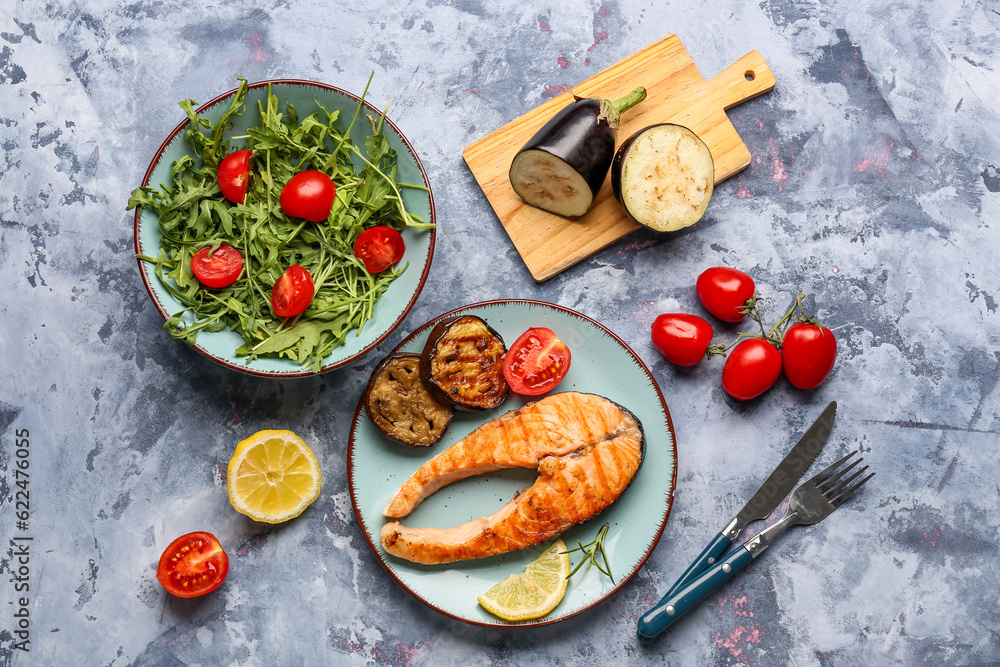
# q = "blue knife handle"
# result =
<box><xmin>637</xmin><ymin>546</ymin><xmax>753</xmax><ymax>642</ymax></box>
<box><xmin>635</xmin><ymin>532</ymin><xmax>732</xmax><ymax>643</ymax></box>
<box><xmin>665</xmin><ymin>532</ymin><xmax>733</xmax><ymax>600</ymax></box>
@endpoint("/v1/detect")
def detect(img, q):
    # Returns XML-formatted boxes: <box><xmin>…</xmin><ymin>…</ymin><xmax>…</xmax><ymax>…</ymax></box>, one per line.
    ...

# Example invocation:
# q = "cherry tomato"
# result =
<box><xmin>280</xmin><ymin>170</ymin><xmax>336</xmax><ymax>222</ymax></box>
<box><xmin>156</xmin><ymin>531</ymin><xmax>229</xmax><ymax>598</ymax></box>
<box><xmin>782</xmin><ymin>322</ymin><xmax>837</xmax><ymax>389</ymax></box>
<box><xmin>271</xmin><ymin>264</ymin><xmax>315</xmax><ymax>318</ymax></box>
<box><xmin>354</xmin><ymin>226</ymin><xmax>405</xmax><ymax>273</ymax></box>
<box><xmin>190</xmin><ymin>243</ymin><xmax>243</xmax><ymax>288</ymax></box>
<box><xmin>503</xmin><ymin>327</ymin><xmax>572</xmax><ymax>395</ymax></box>
<box><xmin>696</xmin><ymin>267</ymin><xmax>756</xmax><ymax>323</ymax></box>
<box><xmin>651</xmin><ymin>313</ymin><xmax>714</xmax><ymax>366</ymax></box>
<box><xmin>722</xmin><ymin>338</ymin><xmax>782</xmax><ymax>400</ymax></box>
<box><xmin>218</xmin><ymin>150</ymin><xmax>252</xmax><ymax>205</ymax></box>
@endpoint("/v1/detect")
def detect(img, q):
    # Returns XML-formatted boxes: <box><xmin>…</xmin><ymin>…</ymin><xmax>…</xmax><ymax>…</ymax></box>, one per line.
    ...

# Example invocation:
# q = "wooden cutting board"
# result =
<box><xmin>462</xmin><ymin>34</ymin><xmax>776</xmax><ymax>282</ymax></box>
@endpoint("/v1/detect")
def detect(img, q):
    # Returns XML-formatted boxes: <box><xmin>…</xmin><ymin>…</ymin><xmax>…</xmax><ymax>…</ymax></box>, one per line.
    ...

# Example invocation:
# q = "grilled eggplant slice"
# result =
<box><xmin>365</xmin><ymin>353</ymin><xmax>454</xmax><ymax>448</ymax></box>
<box><xmin>611</xmin><ymin>123</ymin><xmax>715</xmax><ymax>232</ymax></box>
<box><xmin>420</xmin><ymin>315</ymin><xmax>509</xmax><ymax>411</ymax></box>
<box><xmin>509</xmin><ymin>87</ymin><xmax>647</xmax><ymax>217</ymax></box>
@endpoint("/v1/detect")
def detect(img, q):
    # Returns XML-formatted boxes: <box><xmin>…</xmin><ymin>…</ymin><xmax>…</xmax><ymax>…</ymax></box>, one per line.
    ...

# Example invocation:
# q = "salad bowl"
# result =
<box><xmin>132</xmin><ymin>78</ymin><xmax>435</xmax><ymax>377</ymax></box>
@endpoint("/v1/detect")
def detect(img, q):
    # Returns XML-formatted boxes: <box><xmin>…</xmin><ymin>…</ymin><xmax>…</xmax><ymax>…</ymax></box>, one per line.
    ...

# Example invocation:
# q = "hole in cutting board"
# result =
<box><xmin>745</xmin><ymin>70</ymin><xmax>756</xmax><ymax>82</ymax></box>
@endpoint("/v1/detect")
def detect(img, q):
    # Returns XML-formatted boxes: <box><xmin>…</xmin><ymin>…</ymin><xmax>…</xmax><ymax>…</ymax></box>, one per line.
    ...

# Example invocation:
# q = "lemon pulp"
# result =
<box><xmin>226</xmin><ymin>430</ymin><xmax>321</xmax><ymax>524</ymax></box>
<box><xmin>478</xmin><ymin>539</ymin><xmax>570</xmax><ymax>621</ymax></box>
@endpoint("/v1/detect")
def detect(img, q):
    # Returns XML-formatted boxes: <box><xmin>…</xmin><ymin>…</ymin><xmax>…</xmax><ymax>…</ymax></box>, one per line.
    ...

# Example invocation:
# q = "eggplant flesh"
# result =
<box><xmin>510</xmin><ymin>88</ymin><xmax>646</xmax><ymax>218</ymax></box>
<box><xmin>364</xmin><ymin>353</ymin><xmax>454</xmax><ymax>448</ymax></box>
<box><xmin>420</xmin><ymin>315</ymin><xmax>509</xmax><ymax>411</ymax></box>
<box><xmin>510</xmin><ymin>148</ymin><xmax>595</xmax><ymax>217</ymax></box>
<box><xmin>612</xmin><ymin>123</ymin><xmax>715</xmax><ymax>232</ymax></box>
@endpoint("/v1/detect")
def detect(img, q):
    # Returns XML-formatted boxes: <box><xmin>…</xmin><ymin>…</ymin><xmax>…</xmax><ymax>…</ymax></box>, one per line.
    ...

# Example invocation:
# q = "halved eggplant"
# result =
<box><xmin>420</xmin><ymin>315</ymin><xmax>509</xmax><ymax>411</ymax></box>
<box><xmin>611</xmin><ymin>123</ymin><xmax>715</xmax><ymax>232</ymax></box>
<box><xmin>509</xmin><ymin>87</ymin><xmax>647</xmax><ymax>217</ymax></box>
<box><xmin>364</xmin><ymin>353</ymin><xmax>454</xmax><ymax>448</ymax></box>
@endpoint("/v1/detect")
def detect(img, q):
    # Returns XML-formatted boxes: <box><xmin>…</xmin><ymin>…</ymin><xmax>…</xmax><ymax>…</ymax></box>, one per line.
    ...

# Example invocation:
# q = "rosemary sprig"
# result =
<box><xmin>563</xmin><ymin>523</ymin><xmax>614</xmax><ymax>583</ymax></box>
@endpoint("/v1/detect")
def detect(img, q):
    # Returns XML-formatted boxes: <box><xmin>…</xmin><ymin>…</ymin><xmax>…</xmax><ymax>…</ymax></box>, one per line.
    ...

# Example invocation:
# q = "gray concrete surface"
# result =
<box><xmin>1</xmin><ymin>1</ymin><xmax>998</xmax><ymax>664</ymax></box>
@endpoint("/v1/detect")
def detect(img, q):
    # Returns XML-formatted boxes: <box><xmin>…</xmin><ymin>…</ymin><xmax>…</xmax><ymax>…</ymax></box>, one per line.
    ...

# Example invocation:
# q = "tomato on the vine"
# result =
<box><xmin>218</xmin><ymin>150</ymin><xmax>253</xmax><ymax>205</ymax></box>
<box><xmin>156</xmin><ymin>531</ymin><xmax>229</xmax><ymax>598</ymax></box>
<box><xmin>280</xmin><ymin>170</ymin><xmax>336</xmax><ymax>222</ymax></box>
<box><xmin>190</xmin><ymin>243</ymin><xmax>243</xmax><ymax>288</ymax></box>
<box><xmin>782</xmin><ymin>322</ymin><xmax>837</xmax><ymax>389</ymax></box>
<box><xmin>271</xmin><ymin>265</ymin><xmax>315</xmax><ymax>318</ymax></box>
<box><xmin>722</xmin><ymin>338</ymin><xmax>782</xmax><ymax>400</ymax></box>
<box><xmin>696</xmin><ymin>267</ymin><xmax>756</xmax><ymax>323</ymax></box>
<box><xmin>353</xmin><ymin>226</ymin><xmax>405</xmax><ymax>273</ymax></box>
<box><xmin>503</xmin><ymin>327</ymin><xmax>572</xmax><ymax>395</ymax></box>
<box><xmin>651</xmin><ymin>313</ymin><xmax>714</xmax><ymax>366</ymax></box>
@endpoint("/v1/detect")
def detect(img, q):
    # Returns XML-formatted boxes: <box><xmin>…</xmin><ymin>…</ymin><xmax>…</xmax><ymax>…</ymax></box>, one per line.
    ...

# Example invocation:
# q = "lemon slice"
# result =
<box><xmin>477</xmin><ymin>539</ymin><xmax>570</xmax><ymax>621</ymax></box>
<box><xmin>227</xmin><ymin>430</ymin><xmax>322</xmax><ymax>524</ymax></box>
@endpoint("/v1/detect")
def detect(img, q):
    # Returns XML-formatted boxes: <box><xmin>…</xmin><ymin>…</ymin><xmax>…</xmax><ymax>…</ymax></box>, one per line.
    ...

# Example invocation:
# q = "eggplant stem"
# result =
<box><xmin>598</xmin><ymin>87</ymin><xmax>647</xmax><ymax>129</ymax></box>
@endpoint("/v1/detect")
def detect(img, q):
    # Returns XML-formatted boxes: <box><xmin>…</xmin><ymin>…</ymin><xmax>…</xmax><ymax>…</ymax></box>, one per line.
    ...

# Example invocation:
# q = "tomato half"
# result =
<box><xmin>271</xmin><ymin>264</ymin><xmax>315</xmax><ymax>318</ymax></box>
<box><xmin>218</xmin><ymin>150</ymin><xmax>253</xmax><ymax>205</ymax></box>
<box><xmin>503</xmin><ymin>327</ymin><xmax>572</xmax><ymax>395</ymax></box>
<box><xmin>651</xmin><ymin>313</ymin><xmax>714</xmax><ymax>366</ymax></box>
<box><xmin>782</xmin><ymin>322</ymin><xmax>837</xmax><ymax>389</ymax></box>
<box><xmin>190</xmin><ymin>243</ymin><xmax>243</xmax><ymax>288</ymax></box>
<box><xmin>156</xmin><ymin>531</ymin><xmax>229</xmax><ymax>598</ymax></box>
<box><xmin>721</xmin><ymin>338</ymin><xmax>782</xmax><ymax>400</ymax></box>
<box><xmin>280</xmin><ymin>170</ymin><xmax>336</xmax><ymax>222</ymax></box>
<box><xmin>354</xmin><ymin>226</ymin><xmax>405</xmax><ymax>273</ymax></box>
<box><xmin>696</xmin><ymin>267</ymin><xmax>756</xmax><ymax>323</ymax></box>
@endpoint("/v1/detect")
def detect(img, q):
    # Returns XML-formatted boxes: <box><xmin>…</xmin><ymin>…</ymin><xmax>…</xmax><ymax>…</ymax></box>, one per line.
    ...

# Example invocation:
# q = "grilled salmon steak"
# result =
<box><xmin>380</xmin><ymin>392</ymin><xmax>644</xmax><ymax>564</ymax></box>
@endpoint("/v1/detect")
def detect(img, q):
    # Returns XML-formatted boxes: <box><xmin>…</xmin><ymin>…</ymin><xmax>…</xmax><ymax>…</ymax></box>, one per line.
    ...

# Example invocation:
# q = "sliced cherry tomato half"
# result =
<box><xmin>353</xmin><ymin>226</ymin><xmax>405</xmax><ymax>273</ymax></box>
<box><xmin>271</xmin><ymin>264</ymin><xmax>315</xmax><ymax>318</ymax></box>
<box><xmin>503</xmin><ymin>327</ymin><xmax>572</xmax><ymax>396</ymax></box>
<box><xmin>156</xmin><ymin>531</ymin><xmax>229</xmax><ymax>598</ymax></box>
<box><xmin>721</xmin><ymin>338</ymin><xmax>782</xmax><ymax>401</ymax></box>
<box><xmin>696</xmin><ymin>267</ymin><xmax>756</xmax><ymax>323</ymax></box>
<box><xmin>218</xmin><ymin>150</ymin><xmax>253</xmax><ymax>205</ymax></box>
<box><xmin>280</xmin><ymin>170</ymin><xmax>336</xmax><ymax>222</ymax></box>
<box><xmin>782</xmin><ymin>322</ymin><xmax>837</xmax><ymax>389</ymax></box>
<box><xmin>651</xmin><ymin>313</ymin><xmax>714</xmax><ymax>366</ymax></box>
<box><xmin>190</xmin><ymin>243</ymin><xmax>243</xmax><ymax>288</ymax></box>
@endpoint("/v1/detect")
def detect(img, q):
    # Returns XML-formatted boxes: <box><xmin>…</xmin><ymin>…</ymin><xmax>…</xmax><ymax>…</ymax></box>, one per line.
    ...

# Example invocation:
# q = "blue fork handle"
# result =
<box><xmin>637</xmin><ymin>546</ymin><xmax>753</xmax><ymax>642</ymax></box>
<box><xmin>636</xmin><ymin>532</ymin><xmax>732</xmax><ymax>642</ymax></box>
<box><xmin>666</xmin><ymin>532</ymin><xmax>732</xmax><ymax>600</ymax></box>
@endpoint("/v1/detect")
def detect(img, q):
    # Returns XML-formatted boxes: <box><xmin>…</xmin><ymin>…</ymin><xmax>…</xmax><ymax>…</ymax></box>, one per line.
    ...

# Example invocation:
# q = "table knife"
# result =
<box><xmin>637</xmin><ymin>400</ymin><xmax>837</xmax><ymax>643</ymax></box>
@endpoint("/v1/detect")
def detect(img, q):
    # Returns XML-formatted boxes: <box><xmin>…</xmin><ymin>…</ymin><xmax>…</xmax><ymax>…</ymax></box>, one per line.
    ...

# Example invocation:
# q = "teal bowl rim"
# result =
<box><xmin>132</xmin><ymin>78</ymin><xmax>436</xmax><ymax>378</ymax></box>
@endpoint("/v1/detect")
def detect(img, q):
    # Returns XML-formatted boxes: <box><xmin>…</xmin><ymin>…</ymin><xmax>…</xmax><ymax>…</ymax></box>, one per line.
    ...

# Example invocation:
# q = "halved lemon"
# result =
<box><xmin>226</xmin><ymin>430</ymin><xmax>322</xmax><ymax>524</ymax></box>
<box><xmin>477</xmin><ymin>539</ymin><xmax>570</xmax><ymax>621</ymax></box>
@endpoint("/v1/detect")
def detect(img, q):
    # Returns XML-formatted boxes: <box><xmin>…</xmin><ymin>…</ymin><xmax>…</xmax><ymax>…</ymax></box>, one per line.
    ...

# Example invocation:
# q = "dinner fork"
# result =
<box><xmin>637</xmin><ymin>451</ymin><xmax>874</xmax><ymax>639</ymax></box>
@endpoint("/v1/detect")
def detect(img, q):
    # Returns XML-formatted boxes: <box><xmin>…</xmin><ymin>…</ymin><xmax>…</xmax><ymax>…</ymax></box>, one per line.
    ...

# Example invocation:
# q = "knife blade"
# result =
<box><xmin>637</xmin><ymin>400</ymin><xmax>837</xmax><ymax>643</ymax></box>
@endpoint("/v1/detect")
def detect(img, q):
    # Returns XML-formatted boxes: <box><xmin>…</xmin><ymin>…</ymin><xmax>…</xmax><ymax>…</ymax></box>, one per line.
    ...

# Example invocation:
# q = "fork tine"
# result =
<box><xmin>818</xmin><ymin>457</ymin><xmax>862</xmax><ymax>493</ymax></box>
<box><xmin>811</xmin><ymin>450</ymin><xmax>858</xmax><ymax>484</ymax></box>
<box><xmin>825</xmin><ymin>464</ymin><xmax>869</xmax><ymax>499</ymax></box>
<box><xmin>831</xmin><ymin>471</ymin><xmax>875</xmax><ymax>507</ymax></box>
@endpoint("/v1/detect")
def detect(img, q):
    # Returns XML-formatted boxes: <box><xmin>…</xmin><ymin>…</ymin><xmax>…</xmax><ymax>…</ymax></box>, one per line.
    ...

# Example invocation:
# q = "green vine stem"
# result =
<box><xmin>706</xmin><ymin>292</ymin><xmax>810</xmax><ymax>360</ymax></box>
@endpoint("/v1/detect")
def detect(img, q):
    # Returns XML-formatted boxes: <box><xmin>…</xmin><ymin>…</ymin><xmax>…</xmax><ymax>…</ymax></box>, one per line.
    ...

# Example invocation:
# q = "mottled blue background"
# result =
<box><xmin>1</xmin><ymin>1</ymin><xmax>998</xmax><ymax>665</ymax></box>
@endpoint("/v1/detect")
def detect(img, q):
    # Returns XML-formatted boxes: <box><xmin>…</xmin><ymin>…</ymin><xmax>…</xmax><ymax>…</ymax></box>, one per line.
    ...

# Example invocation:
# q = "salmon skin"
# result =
<box><xmin>380</xmin><ymin>391</ymin><xmax>644</xmax><ymax>564</ymax></box>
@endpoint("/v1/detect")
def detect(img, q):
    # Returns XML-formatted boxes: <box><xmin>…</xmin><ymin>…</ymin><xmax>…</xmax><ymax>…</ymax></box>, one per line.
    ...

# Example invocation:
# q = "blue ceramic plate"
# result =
<box><xmin>133</xmin><ymin>79</ymin><xmax>435</xmax><ymax>377</ymax></box>
<box><xmin>348</xmin><ymin>300</ymin><xmax>677</xmax><ymax>627</ymax></box>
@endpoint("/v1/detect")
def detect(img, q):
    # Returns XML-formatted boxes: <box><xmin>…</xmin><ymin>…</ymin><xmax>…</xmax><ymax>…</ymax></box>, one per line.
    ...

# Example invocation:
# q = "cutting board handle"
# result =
<box><xmin>707</xmin><ymin>50</ymin><xmax>777</xmax><ymax>110</ymax></box>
